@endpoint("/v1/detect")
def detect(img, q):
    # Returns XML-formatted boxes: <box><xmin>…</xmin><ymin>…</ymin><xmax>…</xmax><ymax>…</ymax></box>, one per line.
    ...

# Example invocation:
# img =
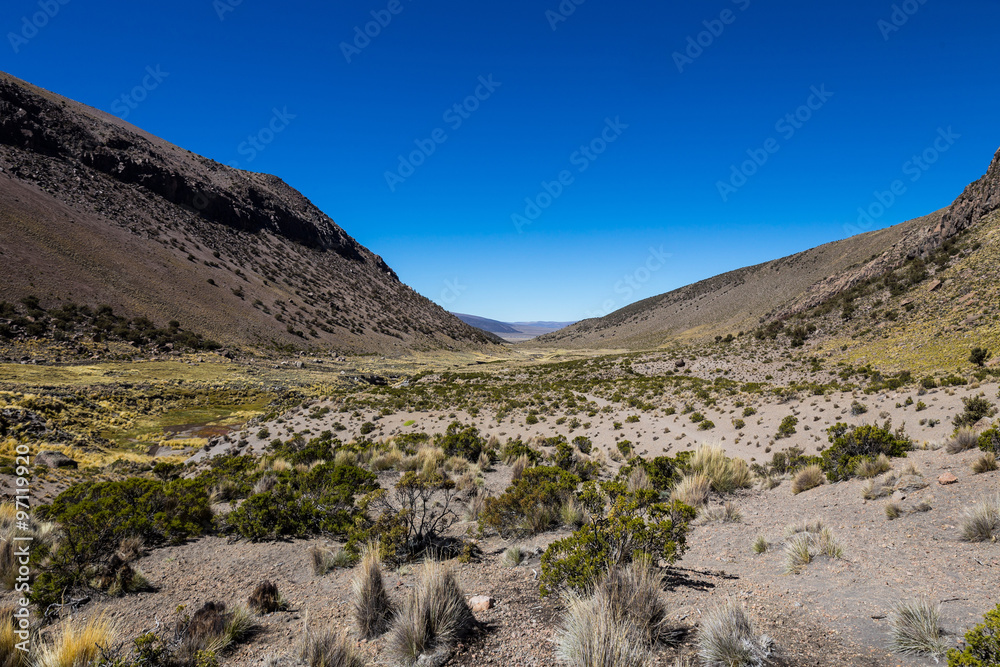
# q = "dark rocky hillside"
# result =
<box><xmin>0</xmin><ymin>71</ymin><xmax>501</xmax><ymax>354</ymax></box>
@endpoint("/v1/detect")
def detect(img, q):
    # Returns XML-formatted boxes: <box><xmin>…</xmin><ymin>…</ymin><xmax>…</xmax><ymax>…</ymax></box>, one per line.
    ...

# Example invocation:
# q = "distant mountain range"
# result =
<box><xmin>452</xmin><ymin>314</ymin><xmax>576</xmax><ymax>341</ymax></box>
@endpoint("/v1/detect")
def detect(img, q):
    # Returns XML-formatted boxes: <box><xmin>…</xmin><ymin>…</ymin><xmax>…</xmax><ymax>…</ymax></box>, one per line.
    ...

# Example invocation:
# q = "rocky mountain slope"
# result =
<box><xmin>0</xmin><ymin>71</ymin><xmax>501</xmax><ymax>355</ymax></box>
<box><xmin>535</xmin><ymin>147</ymin><xmax>1000</xmax><ymax>351</ymax></box>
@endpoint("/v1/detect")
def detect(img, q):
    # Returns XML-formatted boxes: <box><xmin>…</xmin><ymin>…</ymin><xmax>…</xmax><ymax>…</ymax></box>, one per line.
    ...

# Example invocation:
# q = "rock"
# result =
<box><xmin>469</xmin><ymin>595</ymin><xmax>494</xmax><ymax>612</ymax></box>
<box><xmin>937</xmin><ymin>472</ymin><xmax>958</xmax><ymax>485</ymax></box>
<box><xmin>294</xmin><ymin>361</ymin><xmax>304</xmax><ymax>369</ymax></box>
<box><xmin>36</xmin><ymin>450</ymin><xmax>78</xmax><ymax>469</ymax></box>
<box><xmin>927</xmin><ymin>279</ymin><xmax>942</xmax><ymax>292</ymax></box>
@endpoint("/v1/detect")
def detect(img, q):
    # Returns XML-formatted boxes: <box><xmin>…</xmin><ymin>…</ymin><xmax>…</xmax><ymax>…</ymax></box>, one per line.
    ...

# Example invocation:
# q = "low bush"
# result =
<box><xmin>955</xmin><ymin>396</ymin><xmax>996</xmax><ymax>429</ymax></box>
<box><xmin>947</xmin><ymin>603</ymin><xmax>1000</xmax><ymax>666</ymax></box>
<box><xmin>540</xmin><ymin>483</ymin><xmax>695</xmax><ymax>595</ymax></box>
<box><xmin>978</xmin><ymin>427</ymin><xmax>1000</xmax><ymax>455</ymax></box>
<box><xmin>227</xmin><ymin>463</ymin><xmax>377</xmax><ymax>541</ymax></box>
<box><xmin>33</xmin><ymin>478</ymin><xmax>212</xmax><ymax>610</ymax></box>
<box><xmin>821</xmin><ymin>422</ymin><xmax>911</xmax><ymax>482</ymax></box>
<box><xmin>438</xmin><ymin>421</ymin><xmax>488</xmax><ymax>462</ymax></box>
<box><xmin>479</xmin><ymin>466</ymin><xmax>579</xmax><ymax>538</ymax></box>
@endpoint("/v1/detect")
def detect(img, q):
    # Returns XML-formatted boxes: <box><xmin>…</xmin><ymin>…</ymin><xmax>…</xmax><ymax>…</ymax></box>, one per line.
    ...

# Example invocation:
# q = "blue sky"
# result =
<box><xmin>3</xmin><ymin>0</ymin><xmax>1000</xmax><ymax>321</ymax></box>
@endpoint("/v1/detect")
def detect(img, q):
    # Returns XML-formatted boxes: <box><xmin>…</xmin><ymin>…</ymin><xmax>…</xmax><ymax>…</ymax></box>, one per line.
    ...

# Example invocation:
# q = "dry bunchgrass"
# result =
<box><xmin>555</xmin><ymin>559</ymin><xmax>673</xmax><ymax>666</ymax></box>
<box><xmin>889</xmin><ymin>599</ymin><xmax>948</xmax><ymax>657</ymax></box>
<box><xmin>371</xmin><ymin>446</ymin><xmax>403</xmax><ymax>471</ymax></box>
<box><xmin>561</xmin><ymin>497</ymin><xmax>585</xmax><ymax>528</ymax></box>
<box><xmin>463</xmin><ymin>490</ymin><xmax>487</xmax><ymax>521</ymax></box>
<box><xmin>862</xmin><ymin>472</ymin><xmax>900</xmax><ymax>500</ymax></box>
<box><xmin>300</xmin><ymin>627</ymin><xmax>365</xmax><ymax>667</ymax></box>
<box><xmin>248</xmin><ymin>580</ymin><xmax>285</xmax><ymax>614</ymax></box>
<box><xmin>790</xmin><ymin>465</ymin><xmax>825</xmax><ymax>495</ymax></box>
<box><xmin>1</xmin><ymin>608</ymin><xmax>31</xmax><ymax>667</ymax></box>
<box><xmin>885</xmin><ymin>502</ymin><xmax>902</xmax><ymax>520</ymax></box>
<box><xmin>671</xmin><ymin>473</ymin><xmax>711</xmax><ymax>508</ymax></box>
<box><xmin>689</xmin><ymin>445</ymin><xmax>752</xmax><ymax>493</ymax></box>
<box><xmin>697</xmin><ymin>599</ymin><xmax>773</xmax><ymax>667</ymax></box>
<box><xmin>33</xmin><ymin>614</ymin><xmax>117</xmax><ymax>667</ymax></box>
<box><xmin>700</xmin><ymin>502</ymin><xmax>742</xmax><ymax>524</ymax></box>
<box><xmin>783</xmin><ymin>523</ymin><xmax>843</xmax><ymax>573</ymax></box>
<box><xmin>179</xmin><ymin>602</ymin><xmax>259</xmax><ymax>660</ymax></box>
<box><xmin>855</xmin><ymin>454</ymin><xmax>892</xmax><ymax>479</ymax></box>
<box><xmin>510</xmin><ymin>454</ymin><xmax>529</xmax><ymax>482</ymax></box>
<box><xmin>752</xmin><ymin>535</ymin><xmax>768</xmax><ymax>554</ymax></box>
<box><xmin>757</xmin><ymin>474</ymin><xmax>781</xmax><ymax>491</ymax></box>
<box><xmin>387</xmin><ymin>560</ymin><xmax>475</xmax><ymax>665</ymax></box>
<box><xmin>351</xmin><ymin>544</ymin><xmax>395</xmax><ymax>639</ymax></box>
<box><xmin>627</xmin><ymin>466</ymin><xmax>653</xmax><ymax>493</ymax></box>
<box><xmin>946</xmin><ymin>427</ymin><xmax>980</xmax><ymax>454</ymax></box>
<box><xmin>310</xmin><ymin>545</ymin><xmax>351</xmax><ymax>575</ymax></box>
<box><xmin>959</xmin><ymin>496</ymin><xmax>1000</xmax><ymax>542</ymax></box>
<box><xmin>502</xmin><ymin>545</ymin><xmax>525</xmax><ymax>567</ymax></box>
<box><xmin>972</xmin><ymin>452</ymin><xmax>998</xmax><ymax>474</ymax></box>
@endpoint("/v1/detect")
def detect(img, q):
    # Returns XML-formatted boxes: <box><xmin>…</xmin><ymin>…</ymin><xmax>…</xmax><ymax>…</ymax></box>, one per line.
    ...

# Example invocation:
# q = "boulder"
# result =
<box><xmin>937</xmin><ymin>472</ymin><xmax>958</xmax><ymax>485</ymax></box>
<box><xmin>468</xmin><ymin>595</ymin><xmax>494</xmax><ymax>612</ymax></box>
<box><xmin>36</xmin><ymin>450</ymin><xmax>78</xmax><ymax>469</ymax></box>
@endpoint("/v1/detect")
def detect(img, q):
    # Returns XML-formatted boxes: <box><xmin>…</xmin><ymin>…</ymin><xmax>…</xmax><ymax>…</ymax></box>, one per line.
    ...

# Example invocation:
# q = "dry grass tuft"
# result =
<box><xmin>555</xmin><ymin>559</ymin><xmax>673</xmax><ymax>666</ymax></box>
<box><xmin>310</xmin><ymin>545</ymin><xmax>351</xmax><ymax>575</ymax></box>
<box><xmin>1</xmin><ymin>608</ymin><xmax>31</xmax><ymax>667</ymax></box>
<box><xmin>790</xmin><ymin>465</ymin><xmax>825</xmax><ymax>495</ymax></box>
<box><xmin>689</xmin><ymin>445</ymin><xmax>752</xmax><ymax>493</ymax></box>
<box><xmin>627</xmin><ymin>466</ymin><xmax>653</xmax><ymax>493</ymax></box>
<box><xmin>752</xmin><ymin>535</ymin><xmax>768</xmax><ymax>554</ymax></box>
<box><xmin>180</xmin><ymin>602</ymin><xmax>259</xmax><ymax>659</ymax></box>
<box><xmin>561</xmin><ymin>497</ymin><xmax>585</xmax><ymax>528</ymax></box>
<box><xmin>697</xmin><ymin>599</ymin><xmax>773</xmax><ymax>667</ymax></box>
<box><xmin>34</xmin><ymin>614</ymin><xmax>117</xmax><ymax>667</ymax></box>
<box><xmin>502</xmin><ymin>545</ymin><xmax>525</xmax><ymax>567</ymax></box>
<box><xmin>960</xmin><ymin>496</ymin><xmax>1000</xmax><ymax>542</ymax></box>
<box><xmin>783</xmin><ymin>523</ymin><xmax>843</xmax><ymax>573</ymax></box>
<box><xmin>671</xmin><ymin>473</ymin><xmax>711</xmax><ymax>508</ymax></box>
<box><xmin>248</xmin><ymin>580</ymin><xmax>285</xmax><ymax>614</ymax></box>
<box><xmin>885</xmin><ymin>502</ymin><xmax>902</xmax><ymax>520</ymax></box>
<box><xmin>946</xmin><ymin>427</ymin><xmax>980</xmax><ymax>454</ymax></box>
<box><xmin>889</xmin><ymin>599</ymin><xmax>948</xmax><ymax>657</ymax></box>
<box><xmin>510</xmin><ymin>454</ymin><xmax>529</xmax><ymax>482</ymax></box>
<box><xmin>855</xmin><ymin>454</ymin><xmax>892</xmax><ymax>479</ymax></box>
<box><xmin>387</xmin><ymin>560</ymin><xmax>475</xmax><ymax>665</ymax></box>
<box><xmin>351</xmin><ymin>544</ymin><xmax>395</xmax><ymax>639</ymax></box>
<box><xmin>972</xmin><ymin>452</ymin><xmax>998</xmax><ymax>474</ymax></box>
<box><xmin>300</xmin><ymin>626</ymin><xmax>365</xmax><ymax>667</ymax></box>
<box><xmin>700</xmin><ymin>502</ymin><xmax>742</xmax><ymax>524</ymax></box>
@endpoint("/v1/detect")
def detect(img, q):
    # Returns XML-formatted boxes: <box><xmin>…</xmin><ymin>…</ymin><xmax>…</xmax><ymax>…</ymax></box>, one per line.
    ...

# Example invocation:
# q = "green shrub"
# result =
<box><xmin>979</xmin><ymin>427</ymin><xmax>1000</xmax><ymax>454</ymax></box>
<box><xmin>227</xmin><ymin>464</ymin><xmax>377</xmax><ymax>541</ymax></box>
<box><xmin>615</xmin><ymin>456</ymin><xmax>681</xmax><ymax>492</ymax></box>
<box><xmin>698</xmin><ymin>419</ymin><xmax>715</xmax><ymax>431</ymax></box>
<box><xmin>947</xmin><ymin>603</ymin><xmax>1000</xmax><ymax>666</ymax></box>
<box><xmin>480</xmin><ymin>467</ymin><xmax>579</xmax><ymax>538</ymax></box>
<box><xmin>572</xmin><ymin>436</ymin><xmax>592</xmax><ymax>454</ymax></box>
<box><xmin>359</xmin><ymin>422</ymin><xmax>376</xmax><ymax>435</ymax></box>
<box><xmin>776</xmin><ymin>416</ymin><xmax>798</xmax><ymax>439</ymax></box>
<box><xmin>33</xmin><ymin>478</ymin><xmax>212</xmax><ymax>610</ymax></box>
<box><xmin>540</xmin><ymin>483</ymin><xmax>695</xmax><ymax>595</ymax></box>
<box><xmin>501</xmin><ymin>437</ymin><xmax>541</xmax><ymax>464</ymax></box>
<box><xmin>821</xmin><ymin>423</ymin><xmax>911</xmax><ymax>482</ymax></box>
<box><xmin>732</xmin><ymin>418</ymin><xmax>746</xmax><ymax>430</ymax></box>
<box><xmin>969</xmin><ymin>347</ymin><xmax>992</xmax><ymax>368</ymax></box>
<box><xmin>955</xmin><ymin>396</ymin><xmax>997</xmax><ymax>429</ymax></box>
<box><xmin>438</xmin><ymin>421</ymin><xmax>488</xmax><ymax>462</ymax></box>
<box><xmin>526</xmin><ymin>412</ymin><xmax>539</xmax><ymax>425</ymax></box>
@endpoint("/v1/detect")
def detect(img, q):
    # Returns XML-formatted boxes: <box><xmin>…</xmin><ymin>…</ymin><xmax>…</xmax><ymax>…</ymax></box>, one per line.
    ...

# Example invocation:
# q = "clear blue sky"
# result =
<box><xmin>3</xmin><ymin>0</ymin><xmax>999</xmax><ymax>321</ymax></box>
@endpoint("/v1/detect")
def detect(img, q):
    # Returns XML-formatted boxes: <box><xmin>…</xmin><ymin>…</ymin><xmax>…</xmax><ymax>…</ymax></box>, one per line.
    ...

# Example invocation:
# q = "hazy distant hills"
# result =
<box><xmin>0</xmin><ymin>72</ymin><xmax>502</xmax><ymax>354</ymax></box>
<box><xmin>452</xmin><ymin>313</ymin><xmax>576</xmax><ymax>341</ymax></box>
<box><xmin>534</xmin><ymin>147</ymin><xmax>1000</xmax><ymax>351</ymax></box>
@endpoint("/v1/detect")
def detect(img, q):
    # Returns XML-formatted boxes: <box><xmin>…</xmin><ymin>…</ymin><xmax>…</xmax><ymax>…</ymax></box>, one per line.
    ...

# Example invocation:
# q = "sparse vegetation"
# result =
<box><xmin>890</xmin><ymin>599</ymin><xmax>948</xmax><ymax>657</ymax></box>
<box><xmin>960</xmin><ymin>496</ymin><xmax>1000</xmax><ymax>542</ymax></box>
<box><xmin>697</xmin><ymin>599</ymin><xmax>773</xmax><ymax>667</ymax></box>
